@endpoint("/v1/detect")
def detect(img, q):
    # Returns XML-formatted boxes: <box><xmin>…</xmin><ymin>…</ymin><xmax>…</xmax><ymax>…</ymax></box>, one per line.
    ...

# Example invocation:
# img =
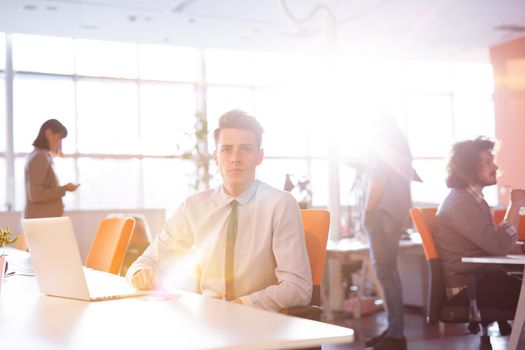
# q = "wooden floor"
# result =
<box><xmin>323</xmin><ymin>307</ymin><xmax>521</xmax><ymax>350</ymax></box>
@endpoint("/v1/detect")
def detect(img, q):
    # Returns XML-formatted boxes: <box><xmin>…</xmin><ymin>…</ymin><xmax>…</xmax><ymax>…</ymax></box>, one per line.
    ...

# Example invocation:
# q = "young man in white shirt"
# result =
<box><xmin>127</xmin><ymin>109</ymin><xmax>312</xmax><ymax>311</ymax></box>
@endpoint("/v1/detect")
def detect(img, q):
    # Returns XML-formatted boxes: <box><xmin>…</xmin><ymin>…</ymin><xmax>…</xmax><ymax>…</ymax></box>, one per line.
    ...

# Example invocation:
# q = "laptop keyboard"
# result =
<box><xmin>83</xmin><ymin>268</ymin><xmax>135</xmax><ymax>299</ymax></box>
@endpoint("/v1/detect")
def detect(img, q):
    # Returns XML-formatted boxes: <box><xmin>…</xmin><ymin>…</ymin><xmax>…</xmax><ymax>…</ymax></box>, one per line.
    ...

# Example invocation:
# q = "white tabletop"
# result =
<box><xmin>461</xmin><ymin>253</ymin><xmax>525</xmax><ymax>350</ymax></box>
<box><xmin>461</xmin><ymin>254</ymin><xmax>525</xmax><ymax>265</ymax></box>
<box><xmin>0</xmin><ymin>273</ymin><xmax>354</xmax><ymax>350</ymax></box>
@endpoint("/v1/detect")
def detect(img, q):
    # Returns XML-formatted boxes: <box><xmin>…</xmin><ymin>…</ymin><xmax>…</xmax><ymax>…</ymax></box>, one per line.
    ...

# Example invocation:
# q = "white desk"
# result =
<box><xmin>326</xmin><ymin>237</ymin><xmax>425</xmax><ymax>319</ymax></box>
<box><xmin>0</xmin><ymin>273</ymin><xmax>354</xmax><ymax>350</ymax></box>
<box><xmin>462</xmin><ymin>254</ymin><xmax>525</xmax><ymax>350</ymax></box>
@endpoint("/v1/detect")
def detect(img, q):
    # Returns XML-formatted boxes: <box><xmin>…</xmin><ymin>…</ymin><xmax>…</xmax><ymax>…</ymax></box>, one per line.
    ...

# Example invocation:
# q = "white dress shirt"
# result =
<box><xmin>127</xmin><ymin>180</ymin><xmax>312</xmax><ymax>311</ymax></box>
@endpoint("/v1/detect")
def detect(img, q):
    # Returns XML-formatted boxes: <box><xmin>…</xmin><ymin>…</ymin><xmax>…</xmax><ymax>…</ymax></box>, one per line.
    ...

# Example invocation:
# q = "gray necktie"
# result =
<box><xmin>225</xmin><ymin>200</ymin><xmax>238</xmax><ymax>301</ymax></box>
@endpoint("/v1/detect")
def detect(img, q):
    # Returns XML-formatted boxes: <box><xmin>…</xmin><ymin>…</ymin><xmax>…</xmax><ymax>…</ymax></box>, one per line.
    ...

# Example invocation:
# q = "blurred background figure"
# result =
<box><xmin>24</xmin><ymin>119</ymin><xmax>79</xmax><ymax>219</ymax></box>
<box><xmin>363</xmin><ymin>116</ymin><xmax>413</xmax><ymax>350</ymax></box>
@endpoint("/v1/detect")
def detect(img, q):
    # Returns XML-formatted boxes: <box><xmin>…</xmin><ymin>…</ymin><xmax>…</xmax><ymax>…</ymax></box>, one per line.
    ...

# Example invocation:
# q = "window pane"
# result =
<box><xmin>0</xmin><ymin>33</ymin><xmax>5</xmax><ymax>70</ymax></box>
<box><xmin>405</xmin><ymin>94</ymin><xmax>453</xmax><ymax>157</ymax></box>
<box><xmin>254</xmin><ymin>88</ymin><xmax>309</xmax><ymax>156</ymax></box>
<box><xmin>139</xmin><ymin>44</ymin><xmax>200</xmax><ymax>82</ymax></box>
<box><xmin>405</xmin><ymin>61</ymin><xmax>452</xmax><ymax>93</ymax></box>
<box><xmin>77</xmin><ymin>158</ymin><xmax>139</xmax><ymax>209</ymax></box>
<box><xmin>13</xmin><ymin>34</ymin><xmax>74</xmax><ymax>74</ymax></box>
<box><xmin>207</xmin><ymin>86</ymin><xmax>254</xmax><ymax>122</ymax></box>
<box><xmin>452</xmin><ymin>63</ymin><xmax>493</xmax><ymax>94</ymax></box>
<box><xmin>311</xmin><ymin>160</ymin><xmax>328</xmax><ymax>207</ymax></box>
<box><xmin>337</xmin><ymin>98</ymin><xmax>408</xmax><ymax>161</ymax></box>
<box><xmin>483</xmin><ymin>185</ymin><xmax>498</xmax><ymax>207</ymax></box>
<box><xmin>140</xmin><ymin>83</ymin><xmax>196</xmax><ymax>155</ymax></box>
<box><xmin>340</xmin><ymin>161</ymin><xmax>367</xmax><ymax>236</ymax></box>
<box><xmin>205</xmin><ymin>49</ymin><xmax>254</xmax><ymax>84</ymax></box>
<box><xmin>14</xmin><ymin>157</ymin><xmax>25</xmax><ymax>211</ymax></box>
<box><xmin>53</xmin><ymin>157</ymin><xmax>77</xmax><ymax>210</ymax></box>
<box><xmin>339</xmin><ymin>161</ymin><xmax>365</xmax><ymax>207</ymax></box>
<box><xmin>13</xmin><ymin>75</ymin><xmax>76</xmax><ymax>153</ymax></box>
<box><xmin>253</xmin><ymin>52</ymin><xmax>323</xmax><ymax>87</ymax></box>
<box><xmin>411</xmin><ymin>159</ymin><xmax>448</xmax><ymax>205</ymax></box>
<box><xmin>76</xmin><ymin>39</ymin><xmax>137</xmax><ymax>78</ymax></box>
<box><xmin>0</xmin><ymin>158</ymin><xmax>5</xmax><ymax>211</ymax></box>
<box><xmin>257</xmin><ymin>159</ymin><xmax>308</xmax><ymax>192</ymax></box>
<box><xmin>454</xmin><ymin>94</ymin><xmax>495</xmax><ymax>140</ymax></box>
<box><xmin>143</xmin><ymin>158</ymin><xmax>194</xmax><ymax>213</ymax></box>
<box><xmin>0</xmin><ymin>74</ymin><xmax>5</xmax><ymax>152</ymax></box>
<box><xmin>77</xmin><ymin>79</ymin><xmax>139</xmax><ymax>154</ymax></box>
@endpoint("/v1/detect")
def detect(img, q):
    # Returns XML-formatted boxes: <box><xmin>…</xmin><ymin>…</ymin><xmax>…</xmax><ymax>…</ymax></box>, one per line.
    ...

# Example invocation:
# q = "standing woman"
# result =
<box><xmin>24</xmin><ymin>119</ymin><xmax>79</xmax><ymax>219</ymax></box>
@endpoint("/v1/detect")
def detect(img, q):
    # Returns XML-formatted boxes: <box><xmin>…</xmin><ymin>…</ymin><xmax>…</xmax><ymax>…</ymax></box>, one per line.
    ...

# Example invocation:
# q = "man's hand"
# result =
<box><xmin>131</xmin><ymin>269</ymin><xmax>160</xmax><ymax>290</ymax></box>
<box><xmin>504</xmin><ymin>189</ymin><xmax>525</xmax><ymax>230</ymax></box>
<box><xmin>510</xmin><ymin>189</ymin><xmax>525</xmax><ymax>206</ymax></box>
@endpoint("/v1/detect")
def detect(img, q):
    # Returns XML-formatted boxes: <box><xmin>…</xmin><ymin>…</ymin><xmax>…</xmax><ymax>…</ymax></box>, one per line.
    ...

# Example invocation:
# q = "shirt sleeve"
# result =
<box><xmin>126</xmin><ymin>203</ymin><xmax>195</xmax><ymax>286</ymax></box>
<box><xmin>26</xmin><ymin>152</ymin><xmax>65</xmax><ymax>203</ymax></box>
<box><xmin>240</xmin><ymin>194</ymin><xmax>313</xmax><ymax>310</ymax></box>
<box><xmin>446</xmin><ymin>196</ymin><xmax>515</xmax><ymax>256</ymax></box>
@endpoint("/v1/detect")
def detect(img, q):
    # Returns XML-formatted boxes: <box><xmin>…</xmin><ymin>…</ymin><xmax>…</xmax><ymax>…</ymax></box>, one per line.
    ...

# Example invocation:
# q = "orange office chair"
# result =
<box><xmin>14</xmin><ymin>232</ymin><xmax>28</xmax><ymax>251</ymax></box>
<box><xmin>106</xmin><ymin>213</ymin><xmax>152</xmax><ymax>276</ymax></box>
<box><xmin>493</xmin><ymin>208</ymin><xmax>525</xmax><ymax>241</ymax></box>
<box><xmin>284</xmin><ymin>209</ymin><xmax>330</xmax><ymax>322</ymax></box>
<box><xmin>410</xmin><ymin>207</ymin><xmax>513</xmax><ymax>348</ymax></box>
<box><xmin>85</xmin><ymin>217</ymin><xmax>136</xmax><ymax>275</ymax></box>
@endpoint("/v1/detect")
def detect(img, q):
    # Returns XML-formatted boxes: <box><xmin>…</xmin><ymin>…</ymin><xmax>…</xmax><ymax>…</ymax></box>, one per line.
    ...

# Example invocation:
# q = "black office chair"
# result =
<box><xmin>410</xmin><ymin>208</ymin><xmax>515</xmax><ymax>349</ymax></box>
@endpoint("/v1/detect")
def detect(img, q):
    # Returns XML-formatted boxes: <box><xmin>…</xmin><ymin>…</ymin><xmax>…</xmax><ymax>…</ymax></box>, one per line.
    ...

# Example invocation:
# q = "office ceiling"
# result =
<box><xmin>1</xmin><ymin>0</ymin><xmax>525</xmax><ymax>61</ymax></box>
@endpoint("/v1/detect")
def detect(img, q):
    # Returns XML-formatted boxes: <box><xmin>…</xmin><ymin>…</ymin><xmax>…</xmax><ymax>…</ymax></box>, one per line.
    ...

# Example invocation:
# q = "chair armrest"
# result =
<box><xmin>283</xmin><ymin>305</ymin><xmax>323</xmax><ymax>321</ymax></box>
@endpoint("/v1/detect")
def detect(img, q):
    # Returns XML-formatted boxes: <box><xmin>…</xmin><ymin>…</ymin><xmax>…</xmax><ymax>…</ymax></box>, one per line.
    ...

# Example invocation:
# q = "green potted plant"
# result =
<box><xmin>0</xmin><ymin>226</ymin><xmax>18</xmax><ymax>290</ymax></box>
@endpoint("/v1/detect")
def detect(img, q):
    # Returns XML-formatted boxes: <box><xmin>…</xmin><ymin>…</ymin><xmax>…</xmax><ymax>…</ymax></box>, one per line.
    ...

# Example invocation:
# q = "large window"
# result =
<box><xmin>0</xmin><ymin>33</ymin><xmax>6</xmax><ymax>70</ymax></box>
<box><xmin>76</xmin><ymin>79</ymin><xmax>139</xmax><ymax>154</ymax></box>
<box><xmin>76</xmin><ymin>39</ymin><xmax>138</xmax><ymax>78</ymax></box>
<box><xmin>13</xmin><ymin>75</ymin><xmax>76</xmax><ymax>153</ymax></box>
<box><xmin>1</xmin><ymin>32</ymin><xmax>498</xmax><ymax>215</ymax></box>
<box><xmin>139</xmin><ymin>83</ymin><xmax>196</xmax><ymax>155</ymax></box>
<box><xmin>0</xmin><ymin>158</ymin><xmax>5</xmax><ymax>210</ymax></box>
<box><xmin>13</xmin><ymin>34</ymin><xmax>74</xmax><ymax>74</ymax></box>
<box><xmin>138</xmin><ymin>44</ymin><xmax>200</xmax><ymax>82</ymax></box>
<box><xmin>0</xmin><ymin>73</ymin><xmax>5</xmax><ymax>153</ymax></box>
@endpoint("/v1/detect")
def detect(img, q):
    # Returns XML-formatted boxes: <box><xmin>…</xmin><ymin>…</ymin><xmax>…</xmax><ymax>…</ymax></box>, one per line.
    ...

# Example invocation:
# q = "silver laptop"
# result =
<box><xmin>22</xmin><ymin>216</ymin><xmax>149</xmax><ymax>301</ymax></box>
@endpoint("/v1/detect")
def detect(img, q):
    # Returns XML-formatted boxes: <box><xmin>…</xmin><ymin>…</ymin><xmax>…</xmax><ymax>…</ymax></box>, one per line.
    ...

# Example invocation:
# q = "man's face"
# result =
<box><xmin>214</xmin><ymin>128</ymin><xmax>263</xmax><ymax>195</ymax></box>
<box><xmin>475</xmin><ymin>149</ymin><xmax>498</xmax><ymax>187</ymax></box>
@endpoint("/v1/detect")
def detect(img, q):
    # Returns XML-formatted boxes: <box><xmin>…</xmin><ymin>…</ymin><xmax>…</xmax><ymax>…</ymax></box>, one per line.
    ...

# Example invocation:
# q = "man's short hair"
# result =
<box><xmin>446</xmin><ymin>136</ymin><xmax>495</xmax><ymax>189</ymax></box>
<box><xmin>213</xmin><ymin>109</ymin><xmax>264</xmax><ymax>148</ymax></box>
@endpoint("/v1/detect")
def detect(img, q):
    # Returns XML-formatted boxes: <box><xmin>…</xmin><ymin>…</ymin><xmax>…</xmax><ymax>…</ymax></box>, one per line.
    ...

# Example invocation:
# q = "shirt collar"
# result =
<box><xmin>219</xmin><ymin>180</ymin><xmax>259</xmax><ymax>207</ymax></box>
<box><xmin>466</xmin><ymin>186</ymin><xmax>484</xmax><ymax>203</ymax></box>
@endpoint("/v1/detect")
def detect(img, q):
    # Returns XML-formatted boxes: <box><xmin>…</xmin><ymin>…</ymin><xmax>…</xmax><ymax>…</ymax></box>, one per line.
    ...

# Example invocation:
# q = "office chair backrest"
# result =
<box><xmin>409</xmin><ymin>207</ymin><xmax>438</xmax><ymax>260</ymax></box>
<box><xmin>105</xmin><ymin>213</ymin><xmax>152</xmax><ymax>276</ymax></box>
<box><xmin>301</xmin><ymin>209</ymin><xmax>330</xmax><ymax>305</ymax></box>
<box><xmin>493</xmin><ymin>208</ymin><xmax>525</xmax><ymax>241</ymax></box>
<box><xmin>14</xmin><ymin>232</ymin><xmax>28</xmax><ymax>251</ymax></box>
<box><xmin>409</xmin><ymin>207</ymin><xmax>444</xmax><ymax>324</ymax></box>
<box><xmin>85</xmin><ymin>217</ymin><xmax>135</xmax><ymax>275</ymax></box>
